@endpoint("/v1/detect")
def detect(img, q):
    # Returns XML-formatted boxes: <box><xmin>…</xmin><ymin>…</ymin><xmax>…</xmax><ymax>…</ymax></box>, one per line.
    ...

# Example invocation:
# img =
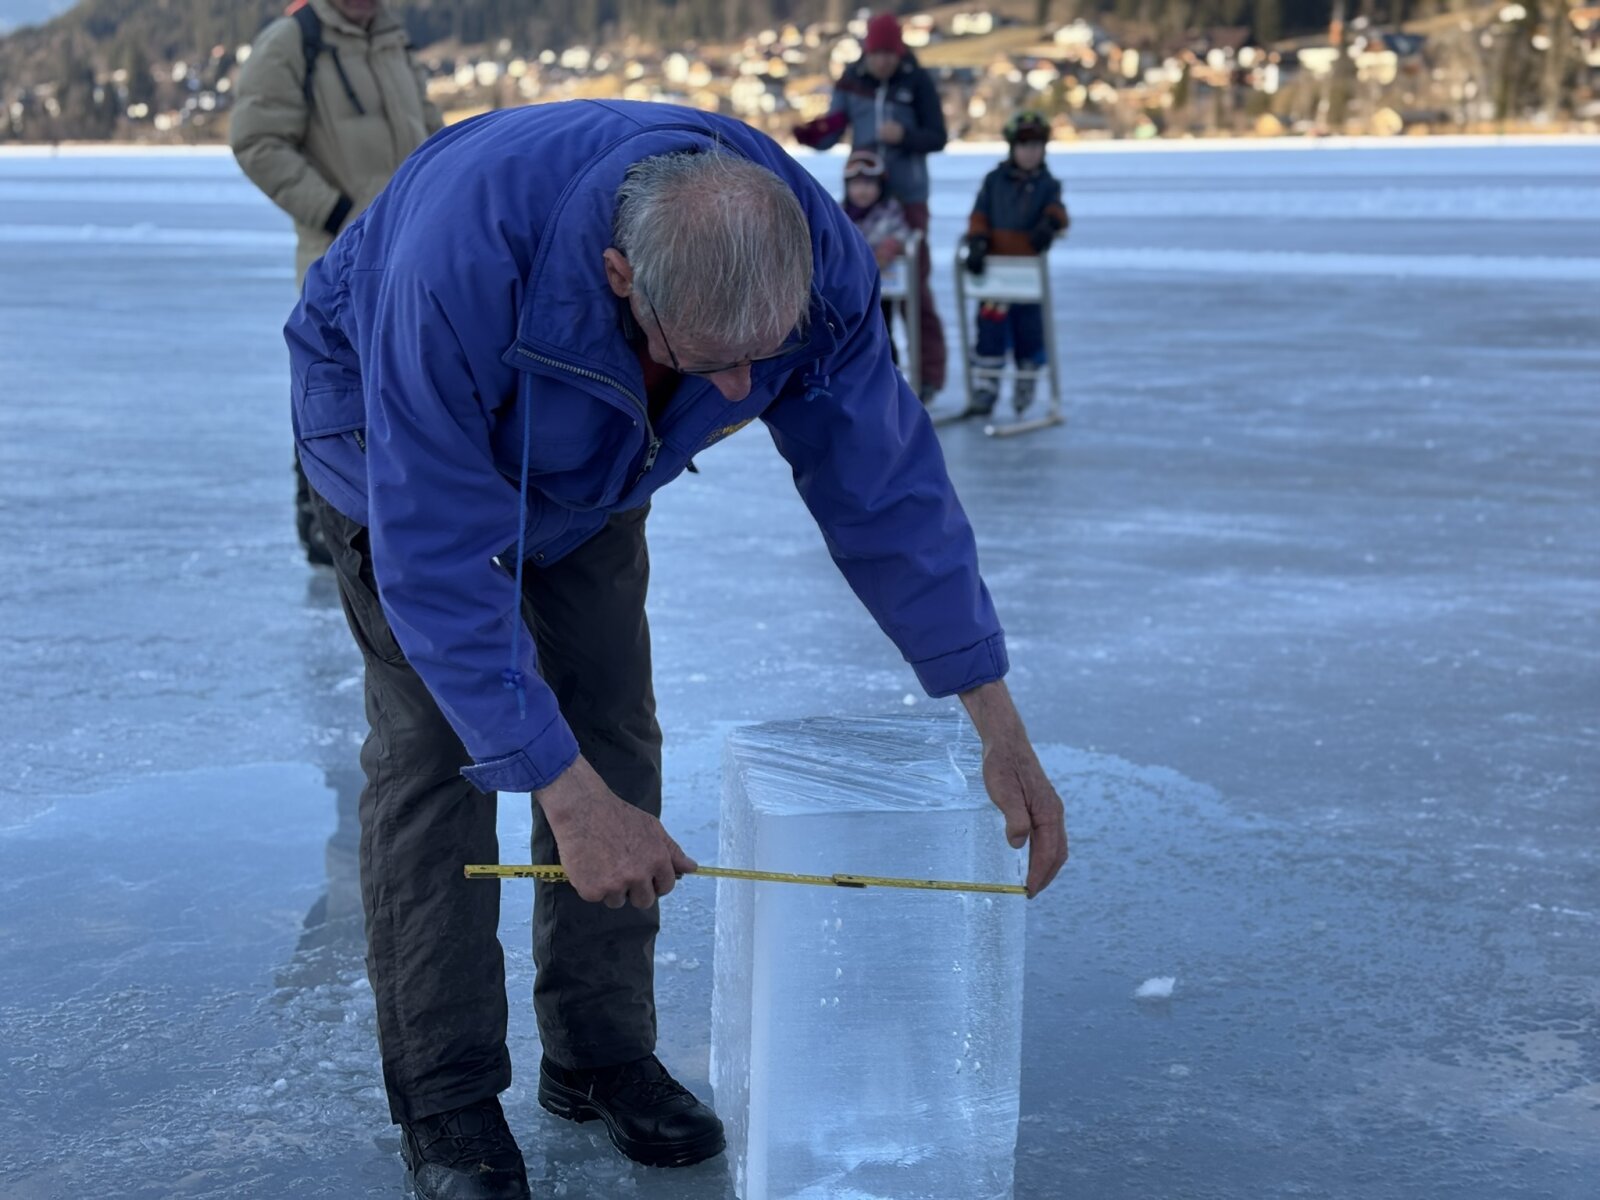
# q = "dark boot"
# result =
<box><xmin>965</xmin><ymin>353</ymin><xmax>1005</xmax><ymax>417</ymax></box>
<box><xmin>538</xmin><ymin>1054</ymin><xmax>725</xmax><ymax>1168</ymax></box>
<box><xmin>294</xmin><ymin>458</ymin><xmax>334</xmax><ymax>567</ymax></box>
<box><xmin>400</xmin><ymin>1098</ymin><xmax>531</xmax><ymax>1200</ymax></box>
<box><xmin>301</xmin><ymin>514</ymin><xmax>334</xmax><ymax>567</ymax></box>
<box><xmin>963</xmin><ymin>386</ymin><xmax>998</xmax><ymax>418</ymax></box>
<box><xmin>1013</xmin><ymin>373</ymin><xmax>1037</xmax><ymax>416</ymax></box>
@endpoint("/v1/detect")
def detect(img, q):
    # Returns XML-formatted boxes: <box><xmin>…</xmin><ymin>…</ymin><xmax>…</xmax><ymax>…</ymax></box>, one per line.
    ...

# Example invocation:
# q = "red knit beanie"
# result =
<box><xmin>863</xmin><ymin>13</ymin><xmax>904</xmax><ymax>55</ymax></box>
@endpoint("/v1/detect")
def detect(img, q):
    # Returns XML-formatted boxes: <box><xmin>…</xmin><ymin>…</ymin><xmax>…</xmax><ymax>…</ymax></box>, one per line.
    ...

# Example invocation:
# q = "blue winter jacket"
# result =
<box><xmin>285</xmin><ymin>100</ymin><xmax>1006</xmax><ymax>795</ymax></box>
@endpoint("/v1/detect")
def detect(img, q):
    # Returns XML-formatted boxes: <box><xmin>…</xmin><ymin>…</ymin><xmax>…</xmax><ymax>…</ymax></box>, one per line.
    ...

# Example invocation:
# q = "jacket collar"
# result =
<box><xmin>848</xmin><ymin>53</ymin><xmax>922</xmax><ymax>87</ymax></box>
<box><xmin>308</xmin><ymin>0</ymin><xmax>405</xmax><ymax>41</ymax></box>
<box><xmin>503</xmin><ymin>119</ymin><xmax>839</xmax><ymax>406</ymax></box>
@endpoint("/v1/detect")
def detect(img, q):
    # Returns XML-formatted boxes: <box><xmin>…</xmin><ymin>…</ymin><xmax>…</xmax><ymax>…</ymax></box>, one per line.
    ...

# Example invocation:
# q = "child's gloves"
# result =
<box><xmin>1028</xmin><ymin>216</ymin><xmax>1063</xmax><ymax>252</ymax></box>
<box><xmin>963</xmin><ymin>235</ymin><xmax>990</xmax><ymax>276</ymax></box>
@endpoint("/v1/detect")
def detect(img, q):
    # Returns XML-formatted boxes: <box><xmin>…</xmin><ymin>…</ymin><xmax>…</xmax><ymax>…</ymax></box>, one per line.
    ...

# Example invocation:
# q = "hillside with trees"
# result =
<box><xmin>0</xmin><ymin>1</ymin><xmax>1589</xmax><ymax>142</ymax></box>
<box><xmin>0</xmin><ymin>1</ymin><xmax>1353</xmax><ymax>89</ymax></box>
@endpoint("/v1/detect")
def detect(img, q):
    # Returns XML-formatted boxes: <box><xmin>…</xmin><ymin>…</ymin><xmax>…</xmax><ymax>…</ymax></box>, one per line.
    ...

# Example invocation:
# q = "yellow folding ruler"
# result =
<box><xmin>465</xmin><ymin>863</ymin><xmax>1026</xmax><ymax>896</ymax></box>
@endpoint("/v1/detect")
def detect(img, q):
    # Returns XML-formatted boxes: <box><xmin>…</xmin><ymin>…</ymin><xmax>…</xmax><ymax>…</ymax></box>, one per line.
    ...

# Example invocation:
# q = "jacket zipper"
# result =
<box><xmin>514</xmin><ymin>346</ymin><xmax>661</xmax><ymax>481</ymax></box>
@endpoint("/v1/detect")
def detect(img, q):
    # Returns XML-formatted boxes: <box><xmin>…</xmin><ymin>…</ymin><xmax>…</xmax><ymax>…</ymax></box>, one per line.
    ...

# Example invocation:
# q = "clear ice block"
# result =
<box><xmin>710</xmin><ymin>713</ymin><xmax>1027</xmax><ymax>1200</ymax></box>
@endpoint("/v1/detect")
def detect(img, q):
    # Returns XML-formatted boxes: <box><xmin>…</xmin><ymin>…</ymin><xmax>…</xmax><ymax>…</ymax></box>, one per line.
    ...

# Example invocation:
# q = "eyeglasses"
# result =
<box><xmin>644</xmin><ymin>293</ymin><xmax>808</xmax><ymax>378</ymax></box>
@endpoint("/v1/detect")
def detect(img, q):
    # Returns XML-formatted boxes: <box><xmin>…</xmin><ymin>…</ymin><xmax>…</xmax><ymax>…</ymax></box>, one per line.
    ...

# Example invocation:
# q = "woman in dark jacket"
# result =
<box><xmin>795</xmin><ymin>12</ymin><xmax>948</xmax><ymax>402</ymax></box>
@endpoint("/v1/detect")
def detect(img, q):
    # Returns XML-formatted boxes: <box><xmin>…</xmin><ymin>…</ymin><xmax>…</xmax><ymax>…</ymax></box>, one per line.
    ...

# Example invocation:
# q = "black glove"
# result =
<box><xmin>1027</xmin><ymin>217</ymin><xmax>1059</xmax><ymax>253</ymax></box>
<box><xmin>323</xmin><ymin>193</ymin><xmax>354</xmax><ymax>236</ymax></box>
<box><xmin>964</xmin><ymin>235</ymin><xmax>989</xmax><ymax>276</ymax></box>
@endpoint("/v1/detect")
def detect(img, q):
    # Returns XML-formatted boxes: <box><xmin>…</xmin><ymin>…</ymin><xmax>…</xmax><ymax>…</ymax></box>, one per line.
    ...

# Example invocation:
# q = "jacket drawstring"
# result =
<box><xmin>502</xmin><ymin>399</ymin><xmax>531</xmax><ymax>719</ymax></box>
<box><xmin>503</xmin><ymin>350</ymin><xmax>829</xmax><ymax>716</ymax></box>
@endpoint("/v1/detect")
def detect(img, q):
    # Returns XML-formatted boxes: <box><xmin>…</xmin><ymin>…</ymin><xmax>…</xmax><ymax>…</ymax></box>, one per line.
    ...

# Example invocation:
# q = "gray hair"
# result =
<box><xmin>612</xmin><ymin>150</ymin><xmax>813</xmax><ymax>350</ymax></box>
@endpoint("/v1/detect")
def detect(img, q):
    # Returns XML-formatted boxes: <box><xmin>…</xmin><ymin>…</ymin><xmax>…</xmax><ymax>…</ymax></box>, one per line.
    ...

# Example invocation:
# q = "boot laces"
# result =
<box><xmin>609</xmin><ymin>1055</ymin><xmax>692</xmax><ymax>1107</ymax></box>
<box><xmin>414</xmin><ymin>1101</ymin><xmax>513</xmax><ymax>1167</ymax></box>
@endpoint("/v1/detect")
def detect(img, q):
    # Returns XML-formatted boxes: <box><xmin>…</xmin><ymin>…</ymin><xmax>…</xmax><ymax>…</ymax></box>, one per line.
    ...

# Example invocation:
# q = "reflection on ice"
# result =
<box><xmin>0</xmin><ymin>765</ymin><xmax>386</xmax><ymax>1198</ymax></box>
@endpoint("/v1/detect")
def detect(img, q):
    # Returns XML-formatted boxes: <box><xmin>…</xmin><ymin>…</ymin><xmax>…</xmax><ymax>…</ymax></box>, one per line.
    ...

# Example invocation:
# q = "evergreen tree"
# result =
<box><xmin>1540</xmin><ymin>0</ymin><xmax>1573</xmax><ymax>119</ymax></box>
<box><xmin>118</xmin><ymin>37</ymin><xmax>155</xmax><ymax>107</ymax></box>
<box><xmin>1255</xmin><ymin>0</ymin><xmax>1282</xmax><ymax>45</ymax></box>
<box><xmin>1494</xmin><ymin>4</ymin><xmax>1537</xmax><ymax>121</ymax></box>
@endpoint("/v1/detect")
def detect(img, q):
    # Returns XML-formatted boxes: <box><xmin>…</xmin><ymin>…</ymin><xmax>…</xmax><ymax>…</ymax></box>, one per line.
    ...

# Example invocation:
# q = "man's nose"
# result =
<box><xmin>710</xmin><ymin>365</ymin><xmax>752</xmax><ymax>402</ymax></box>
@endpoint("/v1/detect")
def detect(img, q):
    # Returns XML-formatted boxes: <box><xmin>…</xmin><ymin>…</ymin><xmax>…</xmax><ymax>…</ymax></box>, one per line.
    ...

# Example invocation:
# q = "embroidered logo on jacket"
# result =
<box><xmin>704</xmin><ymin>419</ymin><xmax>753</xmax><ymax>448</ymax></box>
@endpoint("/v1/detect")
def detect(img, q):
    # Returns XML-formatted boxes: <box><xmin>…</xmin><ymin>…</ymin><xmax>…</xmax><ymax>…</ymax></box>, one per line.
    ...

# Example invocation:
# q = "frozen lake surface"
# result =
<box><xmin>1</xmin><ymin>138</ymin><xmax>1597</xmax><ymax>1198</ymax></box>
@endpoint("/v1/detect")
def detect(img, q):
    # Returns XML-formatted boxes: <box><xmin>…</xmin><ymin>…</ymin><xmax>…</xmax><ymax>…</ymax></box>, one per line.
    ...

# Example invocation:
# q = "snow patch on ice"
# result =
<box><xmin>1063</xmin><ymin>247</ymin><xmax>1600</xmax><ymax>283</ymax></box>
<box><xmin>1135</xmin><ymin>976</ymin><xmax>1177</xmax><ymax>1000</ymax></box>
<box><xmin>0</xmin><ymin>222</ymin><xmax>292</xmax><ymax>247</ymax></box>
<box><xmin>1527</xmin><ymin>903</ymin><xmax>1596</xmax><ymax>920</ymax></box>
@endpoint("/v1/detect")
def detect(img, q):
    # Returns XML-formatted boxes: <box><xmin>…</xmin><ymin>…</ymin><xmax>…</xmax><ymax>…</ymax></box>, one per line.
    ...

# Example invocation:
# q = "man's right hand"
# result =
<box><xmin>535</xmin><ymin>757</ymin><xmax>696</xmax><ymax>909</ymax></box>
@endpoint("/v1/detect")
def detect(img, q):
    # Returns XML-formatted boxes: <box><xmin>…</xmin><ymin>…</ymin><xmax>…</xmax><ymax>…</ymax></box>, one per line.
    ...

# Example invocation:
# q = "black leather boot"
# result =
<box><xmin>400</xmin><ymin>1097</ymin><xmax>531</xmax><ymax>1199</ymax></box>
<box><xmin>538</xmin><ymin>1054</ymin><xmax>725</xmax><ymax>1168</ymax></box>
<box><xmin>293</xmin><ymin>458</ymin><xmax>334</xmax><ymax>567</ymax></box>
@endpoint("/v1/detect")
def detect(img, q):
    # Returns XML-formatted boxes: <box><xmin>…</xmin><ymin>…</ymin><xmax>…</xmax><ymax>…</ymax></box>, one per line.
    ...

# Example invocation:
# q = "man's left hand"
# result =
<box><xmin>959</xmin><ymin>679</ymin><xmax>1069</xmax><ymax>897</ymax></box>
<box><xmin>980</xmin><ymin>733</ymin><xmax>1068</xmax><ymax>897</ymax></box>
<box><xmin>878</xmin><ymin>118</ymin><xmax>905</xmax><ymax>145</ymax></box>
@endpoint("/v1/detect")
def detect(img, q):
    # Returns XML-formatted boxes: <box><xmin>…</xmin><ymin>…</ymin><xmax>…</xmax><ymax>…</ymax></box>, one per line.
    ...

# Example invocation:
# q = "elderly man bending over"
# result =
<box><xmin>286</xmin><ymin>100</ymin><xmax>1067</xmax><ymax>1200</ymax></box>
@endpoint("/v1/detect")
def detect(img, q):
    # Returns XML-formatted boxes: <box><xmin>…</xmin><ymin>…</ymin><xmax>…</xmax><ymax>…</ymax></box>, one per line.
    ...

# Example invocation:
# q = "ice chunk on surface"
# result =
<box><xmin>711</xmin><ymin>714</ymin><xmax>1026</xmax><ymax>1200</ymax></box>
<box><xmin>1135</xmin><ymin>976</ymin><xmax>1176</xmax><ymax>1001</ymax></box>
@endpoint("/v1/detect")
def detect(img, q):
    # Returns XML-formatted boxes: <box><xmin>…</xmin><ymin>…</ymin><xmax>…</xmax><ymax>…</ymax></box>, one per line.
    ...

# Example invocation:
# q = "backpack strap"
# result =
<box><xmin>290</xmin><ymin>1</ymin><xmax>366</xmax><ymax>115</ymax></box>
<box><xmin>290</xmin><ymin>3</ymin><xmax>323</xmax><ymax>105</ymax></box>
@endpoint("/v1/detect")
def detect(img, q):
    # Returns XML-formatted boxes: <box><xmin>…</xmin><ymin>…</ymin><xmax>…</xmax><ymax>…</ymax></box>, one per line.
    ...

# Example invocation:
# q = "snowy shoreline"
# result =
<box><xmin>0</xmin><ymin>132</ymin><xmax>1595</xmax><ymax>159</ymax></box>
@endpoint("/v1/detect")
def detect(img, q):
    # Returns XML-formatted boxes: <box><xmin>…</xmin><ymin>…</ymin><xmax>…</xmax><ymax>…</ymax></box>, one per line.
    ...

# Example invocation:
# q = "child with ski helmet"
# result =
<box><xmin>842</xmin><ymin>148</ymin><xmax>911</xmax><ymax>269</ymax></box>
<box><xmin>960</xmin><ymin>109</ymin><xmax>1070</xmax><ymax>417</ymax></box>
<box><xmin>841</xmin><ymin>148</ymin><xmax>915</xmax><ymax>362</ymax></box>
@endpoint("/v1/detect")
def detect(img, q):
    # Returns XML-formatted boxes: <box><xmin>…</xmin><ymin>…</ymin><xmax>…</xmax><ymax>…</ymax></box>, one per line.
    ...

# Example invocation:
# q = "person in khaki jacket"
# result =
<box><xmin>230</xmin><ymin>0</ymin><xmax>442</xmax><ymax>564</ymax></box>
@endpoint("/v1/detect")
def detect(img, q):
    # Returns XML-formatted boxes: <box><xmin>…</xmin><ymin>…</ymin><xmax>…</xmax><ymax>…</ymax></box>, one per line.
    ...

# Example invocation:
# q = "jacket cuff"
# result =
<box><xmin>323</xmin><ymin>193</ymin><xmax>354</xmax><ymax>235</ymax></box>
<box><xmin>911</xmin><ymin>632</ymin><xmax>1009</xmax><ymax>698</ymax></box>
<box><xmin>460</xmin><ymin>716</ymin><xmax>581</xmax><ymax>794</ymax></box>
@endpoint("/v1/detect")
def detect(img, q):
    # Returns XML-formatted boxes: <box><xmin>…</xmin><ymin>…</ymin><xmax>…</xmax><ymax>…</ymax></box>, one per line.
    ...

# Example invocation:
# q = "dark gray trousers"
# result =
<box><xmin>311</xmin><ymin>491</ymin><xmax>662</xmax><ymax>1124</ymax></box>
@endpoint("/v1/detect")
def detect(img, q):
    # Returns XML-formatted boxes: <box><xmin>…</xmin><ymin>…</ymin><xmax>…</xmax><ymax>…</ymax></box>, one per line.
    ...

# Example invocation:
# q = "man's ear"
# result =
<box><xmin>602</xmin><ymin>248</ymin><xmax>633</xmax><ymax>299</ymax></box>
